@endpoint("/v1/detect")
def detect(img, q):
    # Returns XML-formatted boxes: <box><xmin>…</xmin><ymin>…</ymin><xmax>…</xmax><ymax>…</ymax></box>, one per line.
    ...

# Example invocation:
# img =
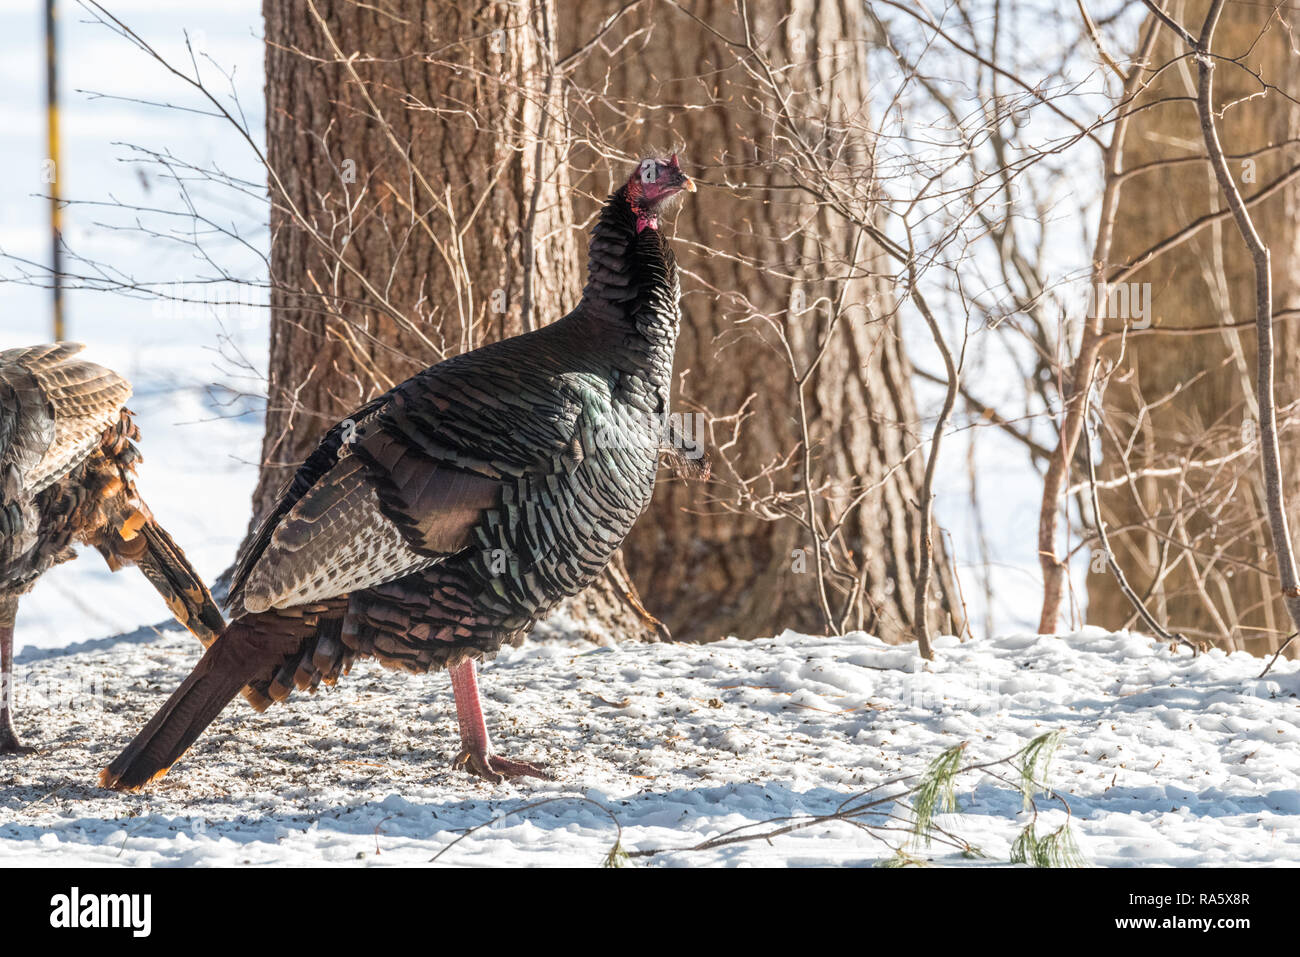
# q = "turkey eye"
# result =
<box><xmin>640</xmin><ymin>162</ymin><xmax>658</xmax><ymax>184</ymax></box>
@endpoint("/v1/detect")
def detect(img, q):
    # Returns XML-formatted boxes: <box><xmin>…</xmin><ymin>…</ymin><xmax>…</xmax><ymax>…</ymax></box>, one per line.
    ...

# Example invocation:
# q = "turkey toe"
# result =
<box><xmin>0</xmin><ymin>728</ymin><xmax>35</xmax><ymax>755</ymax></box>
<box><xmin>454</xmin><ymin>748</ymin><xmax>551</xmax><ymax>783</ymax></box>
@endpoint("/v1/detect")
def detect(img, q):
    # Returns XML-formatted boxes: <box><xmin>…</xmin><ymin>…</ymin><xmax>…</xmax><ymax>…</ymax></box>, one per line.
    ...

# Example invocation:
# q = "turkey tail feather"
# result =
<box><xmin>99</xmin><ymin>621</ymin><xmax>279</xmax><ymax>791</ymax></box>
<box><xmin>134</xmin><ymin>520</ymin><xmax>226</xmax><ymax>645</ymax></box>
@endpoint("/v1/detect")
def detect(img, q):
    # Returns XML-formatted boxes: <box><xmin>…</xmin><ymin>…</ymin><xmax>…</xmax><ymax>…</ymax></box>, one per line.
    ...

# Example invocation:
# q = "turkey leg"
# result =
<box><xmin>0</xmin><ymin>595</ymin><xmax>32</xmax><ymax>755</ymax></box>
<box><xmin>448</xmin><ymin>657</ymin><xmax>549</xmax><ymax>783</ymax></box>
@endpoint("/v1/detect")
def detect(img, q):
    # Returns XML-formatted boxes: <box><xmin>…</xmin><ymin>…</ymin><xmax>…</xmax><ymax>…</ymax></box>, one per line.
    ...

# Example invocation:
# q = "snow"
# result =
<box><xmin>2</xmin><ymin>625</ymin><xmax>1297</xmax><ymax>866</ymax></box>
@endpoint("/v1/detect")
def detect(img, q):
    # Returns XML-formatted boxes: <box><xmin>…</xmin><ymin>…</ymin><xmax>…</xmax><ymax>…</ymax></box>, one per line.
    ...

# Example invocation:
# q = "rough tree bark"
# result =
<box><xmin>258</xmin><ymin>0</ymin><xmax>658</xmax><ymax>642</ymax></box>
<box><xmin>1088</xmin><ymin>0</ymin><xmax>1300</xmax><ymax>654</ymax></box>
<box><xmin>559</xmin><ymin>0</ymin><xmax>963</xmax><ymax>642</ymax></box>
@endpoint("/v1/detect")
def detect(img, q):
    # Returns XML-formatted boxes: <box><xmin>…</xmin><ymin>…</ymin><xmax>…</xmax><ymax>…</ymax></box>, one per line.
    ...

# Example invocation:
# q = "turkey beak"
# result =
<box><xmin>668</xmin><ymin>154</ymin><xmax>694</xmax><ymax>193</ymax></box>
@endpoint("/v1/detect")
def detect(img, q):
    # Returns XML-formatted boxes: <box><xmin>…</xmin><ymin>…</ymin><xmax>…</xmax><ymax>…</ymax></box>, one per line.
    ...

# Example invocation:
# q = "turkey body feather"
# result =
<box><xmin>224</xmin><ymin>302</ymin><xmax>671</xmax><ymax>681</ymax></box>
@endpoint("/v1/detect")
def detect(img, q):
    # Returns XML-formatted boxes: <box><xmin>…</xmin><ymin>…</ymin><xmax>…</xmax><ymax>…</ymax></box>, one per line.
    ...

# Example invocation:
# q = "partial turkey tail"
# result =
<box><xmin>133</xmin><ymin>519</ymin><xmax>226</xmax><ymax>645</ymax></box>
<box><xmin>88</xmin><ymin>412</ymin><xmax>226</xmax><ymax>645</ymax></box>
<box><xmin>99</xmin><ymin>620</ymin><xmax>280</xmax><ymax>791</ymax></box>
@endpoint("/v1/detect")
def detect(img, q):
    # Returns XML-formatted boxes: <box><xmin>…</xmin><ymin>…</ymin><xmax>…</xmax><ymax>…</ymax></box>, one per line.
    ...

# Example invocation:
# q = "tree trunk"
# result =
<box><xmin>1089</xmin><ymin>0</ymin><xmax>1300</xmax><ymax>654</ymax></box>
<box><xmin>258</xmin><ymin>0</ymin><xmax>658</xmax><ymax>642</ymax></box>
<box><xmin>558</xmin><ymin>0</ymin><xmax>963</xmax><ymax>642</ymax></box>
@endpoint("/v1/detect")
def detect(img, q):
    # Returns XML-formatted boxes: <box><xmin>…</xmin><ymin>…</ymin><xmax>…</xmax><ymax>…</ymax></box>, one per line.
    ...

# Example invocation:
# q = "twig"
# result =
<box><xmin>909</xmin><ymin>253</ymin><xmax>961</xmax><ymax>660</ymax></box>
<box><xmin>1035</xmin><ymin>14</ymin><xmax>1163</xmax><ymax>634</ymax></box>
<box><xmin>627</xmin><ymin>735</ymin><xmax>1073</xmax><ymax>862</ymax></box>
<box><xmin>1258</xmin><ymin>632</ymin><xmax>1299</xmax><ymax>678</ymax></box>
<box><xmin>1077</xmin><ymin>0</ymin><xmax>1125</xmax><ymax>80</ymax></box>
<box><xmin>428</xmin><ymin>796</ymin><xmax>624</xmax><ymax>865</ymax></box>
<box><xmin>1083</xmin><ymin>371</ymin><xmax>1198</xmax><ymax>653</ymax></box>
<box><xmin>1189</xmin><ymin>0</ymin><xmax>1300</xmax><ymax>637</ymax></box>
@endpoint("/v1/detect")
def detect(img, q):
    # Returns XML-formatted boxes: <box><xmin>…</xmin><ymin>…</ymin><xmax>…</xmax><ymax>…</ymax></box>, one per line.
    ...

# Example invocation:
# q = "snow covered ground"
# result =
<box><xmin>1</xmin><ymin>625</ymin><xmax>1297</xmax><ymax>866</ymax></box>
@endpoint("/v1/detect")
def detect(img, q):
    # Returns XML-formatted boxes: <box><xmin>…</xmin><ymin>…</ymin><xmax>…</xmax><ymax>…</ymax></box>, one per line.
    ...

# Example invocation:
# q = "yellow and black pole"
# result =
<box><xmin>45</xmin><ymin>0</ymin><xmax>63</xmax><ymax>341</ymax></box>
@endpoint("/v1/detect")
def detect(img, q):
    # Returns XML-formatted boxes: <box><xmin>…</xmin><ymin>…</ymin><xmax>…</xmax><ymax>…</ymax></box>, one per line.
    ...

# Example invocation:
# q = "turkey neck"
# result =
<box><xmin>568</xmin><ymin>189</ymin><xmax>681</xmax><ymax>411</ymax></box>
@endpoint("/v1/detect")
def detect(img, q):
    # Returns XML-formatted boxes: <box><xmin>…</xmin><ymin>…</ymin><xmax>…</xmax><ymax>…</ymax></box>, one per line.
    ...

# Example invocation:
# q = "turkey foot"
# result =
<box><xmin>0</xmin><ymin>721</ymin><xmax>34</xmax><ymax>756</ymax></box>
<box><xmin>448</xmin><ymin>657</ymin><xmax>550</xmax><ymax>784</ymax></box>
<box><xmin>453</xmin><ymin>747</ymin><xmax>550</xmax><ymax>784</ymax></box>
<box><xmin>1</xmin><ymin>615</ymin><xmax>32</xmax><ymax>754</ymax></box>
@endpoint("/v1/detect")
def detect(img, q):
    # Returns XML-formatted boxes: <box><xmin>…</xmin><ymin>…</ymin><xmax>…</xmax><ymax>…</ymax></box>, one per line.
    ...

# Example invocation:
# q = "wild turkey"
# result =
<box><xmin>100</xmin><ymin>154</ymin><xmax>696</xmax><ymax>790</ymax></box>
<box><xmin>0</xmin><ymin>343</ymin><xmax>226</xmax><ymax>754</ymax></box>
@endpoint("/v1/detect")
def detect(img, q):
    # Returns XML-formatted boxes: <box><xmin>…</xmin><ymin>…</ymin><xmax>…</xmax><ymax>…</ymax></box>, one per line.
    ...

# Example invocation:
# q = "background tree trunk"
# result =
<box><xmin>258</xmin><ymin>0</ymin><xmax>658</xmax><ymax>641</ymax></box>
<box><xmin>559</xmin><ymin>0</ymin><xmax>963</xmax><ymax>642</ymax></box>
<box><xmin>1089</xmin><ymin>0</ymin><xmax>1300</xmax><ymax>654</ymax></box>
